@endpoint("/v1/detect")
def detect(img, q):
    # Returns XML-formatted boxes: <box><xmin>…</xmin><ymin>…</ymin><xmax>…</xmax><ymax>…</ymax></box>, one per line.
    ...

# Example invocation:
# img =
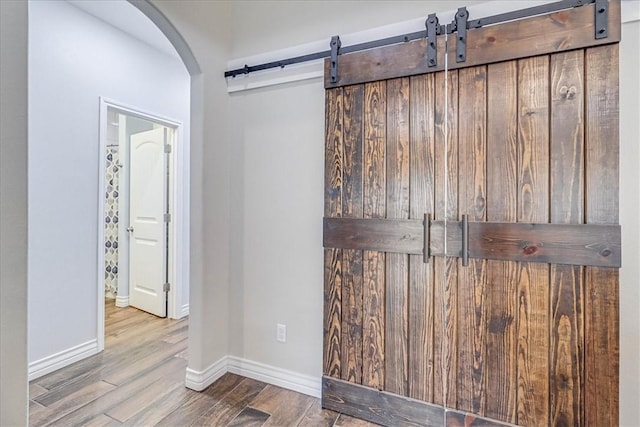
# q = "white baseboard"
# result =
<box><xmin>185</xmin><ymin>355</ymin><xmax>321</xmax><ymax>398</ymax></box>
<box><xmin>28</xmin><ymin>339</ymin><xmax>99</xmax><ymax>381</ymax></box>
<box><xmin>185</xmin><ymin>356</ymin><xmax>227</xmax><ymax>391</ymax></box>
<box><xmin>228</xmin><ymin>356</ymin><xmax>321</xmax><ymax>398</ymax></box>
<box><xmin>179</xmin><ymin>304</ymin><xmax>189</xmax><ymax>318</ymax></box>
<box><xmin>115</xmin><ymin>295</ymin><xmax>129</xmax><ymax>307</ymax></box>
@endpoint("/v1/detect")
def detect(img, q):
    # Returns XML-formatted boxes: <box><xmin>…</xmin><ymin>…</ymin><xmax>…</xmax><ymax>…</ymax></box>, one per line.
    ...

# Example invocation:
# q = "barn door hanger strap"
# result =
<box><xmin>426</xmin><ymin>7</ymin><xmax>469</xmax><ymax>68</ymax></box>
<box><xmin>329</xmin><ymin>36</ymin><xmax>341</xmax><ymax>84</ymax></box>
<box><xmin>323</xmin><ymin>217</ymin><xmax>621</xmax><ymax>268</ymax></box>
<box><xmin>595</xmin><ymin>0</ymin><xmax>609</xmax><ymax>39</ymax></box>
<box><xmin>425</xmin><ymin>13</ymin><xmax>444</xmax><ymax>68</ymax></box>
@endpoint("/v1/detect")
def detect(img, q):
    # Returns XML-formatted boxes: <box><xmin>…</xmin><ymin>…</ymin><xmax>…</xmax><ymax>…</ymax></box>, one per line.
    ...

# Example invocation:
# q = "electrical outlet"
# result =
<box><xmin>276</xmin><ymin>324</ymin><xmax>286</xmax><ymax>342</ymax></box>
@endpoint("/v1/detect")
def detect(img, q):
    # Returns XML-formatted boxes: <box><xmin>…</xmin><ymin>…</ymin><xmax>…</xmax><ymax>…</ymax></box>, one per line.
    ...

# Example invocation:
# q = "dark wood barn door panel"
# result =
<box><xmin>322</xmin><ymin>2</ymin><xmax>621</xmax><ymax>426</ymax></box>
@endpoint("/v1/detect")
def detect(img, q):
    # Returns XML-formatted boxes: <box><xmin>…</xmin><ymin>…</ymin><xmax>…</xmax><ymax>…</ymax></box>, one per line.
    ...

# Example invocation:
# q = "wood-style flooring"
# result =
<box><xmin>28</xmin><ymin>300</ymin><xmax>379</xmax><ymax>426</ymax></box>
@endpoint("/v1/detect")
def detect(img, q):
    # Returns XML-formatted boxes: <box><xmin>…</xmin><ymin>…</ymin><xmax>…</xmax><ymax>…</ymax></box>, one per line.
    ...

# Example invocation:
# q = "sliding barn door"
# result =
<box><xmin>322</xmin><ymin>2</ymin><xmax>621</xmax><ymax>426</ymax></box>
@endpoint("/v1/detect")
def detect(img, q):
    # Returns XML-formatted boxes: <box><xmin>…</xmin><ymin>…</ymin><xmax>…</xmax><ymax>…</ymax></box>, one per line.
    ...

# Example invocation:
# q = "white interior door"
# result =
<box><xmin>128</xmin><ymin>127</ymin><xmax>167</xmax><ymax>317</ymax></box>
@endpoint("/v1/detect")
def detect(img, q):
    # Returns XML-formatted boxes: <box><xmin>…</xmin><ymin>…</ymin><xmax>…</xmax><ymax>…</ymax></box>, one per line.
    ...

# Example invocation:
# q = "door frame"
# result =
<box><xmin>97</xmin><ymin>97</ymin><xmax>189</xmax><ymax>351</ymax></box>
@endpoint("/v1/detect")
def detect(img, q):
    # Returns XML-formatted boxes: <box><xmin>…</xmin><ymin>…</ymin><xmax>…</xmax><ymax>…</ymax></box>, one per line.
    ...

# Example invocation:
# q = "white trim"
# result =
<box><xmin>185</xmin><ymin>356</ymin><xmax>228</xmax><ymax>391</ymax></box>
<box><xmin>227</xmin><ymin>357</ymin><xmax>321</xmax><ymax>398</ymax></box>
<box><xmin>184</xmin><ymin>356</ymin><xmax>321</xmax><ymax>398</ymax></box>
<box><xmin>98</xmin><ymin>97</ymin><xmax>190</xmax><ymax>354</ymax></box>
<box><xmin>226</xmin><ymin>0</ymin><xmax>639</xmax><ymax>93</ymax></box>
<box><xmin>115</xmin><ymin>295</ymin><xmax>129</xmax><ymax>307</ymax></box>
<box><xmin>98</xmin><ymin>99</ymin><xmax>108</xmax><ymax>352</ymax></box>
<box><xmin>28</xmin><ymin>340</ymin><xmax>99</xmax><ymax>381</ymax></box>
<box><xmin>116</xmin><ymin>112</ymin><xmax>129</xmax><ymax>308</ymax></box>
<box><xmin>179</xmin><ymin>303</ymin><xmax>189</xmax><ymax>318</ymax></box>
<box><xmin>622</xmin><ymin>1</ymin><xmax>640</xmax><ymax>23</ymax></box>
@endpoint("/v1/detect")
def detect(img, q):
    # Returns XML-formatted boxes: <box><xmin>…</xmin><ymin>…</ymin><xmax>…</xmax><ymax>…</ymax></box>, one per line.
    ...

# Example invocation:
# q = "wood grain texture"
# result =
<box><xmin>325</xmin><ymin>87</ymin><xmax>344</xmax><ymax>219</ymax></box>
<box><xmin>445</xmin><ymin>409</ymin><xmax>520</xmax><ymax>427</ymax></box>
<box><xmin>105</xmin><ymin>366</ymin><xmax>186</xmax><ymax>422</ymax></box>
<box><xmin>102</xmin><ymin>339</ymin><xmax>187</xmax><ymax>386</ymax></box>
<box><xmin>408</xmin><ymin>73</ymin><xmax>436</xmax><ymax>402</ymax></box>
<box><xmin>341</xmin><ymin>84</ymin><xmax>365</xmax><ymax>384</ymax></box>
<box><xmin>516</xmin><ymin>55</ymin><xmax>550</xmax><ymax>427</ymax></box>
<box><xmin>121</xmin><ymin>380</ymin><xmax>200</xmax><ymax>426</ymax></box>
<box><xmin>163</xmin><ymin>373</ymin><xmax>246</xmax><ymax>424</ymax></box>
<box><xmin>550</xmin><ymin>50</ymin><xmax>585</xmax><ymax>427</ymax></box>
<box><xmin>228</xmin><ymin>407</ymin><xmax>271</xmax><ymax>427</ymax></box>
<box><xmin>36</xmin><ymin>358</ymin><xmax>186</xmax><ymax>425</ymax></box>
<box><xmin>324</xmin><ymin>87</ymin><xmax>343</xmax><ymax>379</ymax></box>
<box><xmin>584</xmin><ymin>44</ymin><xmax>620</xmax><ymax>427</ymax></box>
<box><xmin>49</xmin><ymin>349</ymin><xmax>187</xmax><ymax>425</ymax></box>
<box><xmin>32</xmin><ymin>303</ymin><xmax>331</xmax><ymax>427</ymax></box>
<box><xmin>82</xmin><ymin>414</ymin><xmax>120</xmax><ymax>427</ymax></box>
<box><xmin>551</xmin><ymin>50</ymin><xmax>584</xmax><ymax>225</ymax></box>
<box><xmin>363</xmin><ymin>81</ymin><xmax>386</xmax><ymax>220</ymax></box>
<box><xmin>335</xmin><ymin>414</ymin><xmax>382</xmax><ymax>427</ymax></box>
<box><xmin>433</xmin><ymin>70</ymin><xmax>459</xmax><ymax>408</ymax></box>
<box><xmin>362</xmin><ymin>81</ymin><xmax>386</xmax><ymax>390</ymax></box>
<box><xmin>29</xmin><ymin>384</ymin><xmax>48</xmax><ymax>400</ymax></box>
<box><xmin>324</xmin><ymin>218</ymin><xmax>423</xmax><ymax>254</ymax></box>
<box><xmin>466</xmin><ymin>222</ymin><xmax>620</xmax><ymax>267</ymax></box>
<box><xmin>30</xmin><ymin>381</ymin><xmax>117</xmax><ymax>427</ymax></box>
<box><xmin>457</xmin><ymin>65</ymin><xmax>488</xmax><ymax>416</ymax></box>
<box><xmin>385</xmin><ymin>77</ymin><xmax>410</xmax><ymax>397</ymax></box>
<box><xmin>323</xmin><ymin>376</ymin><xmax>444</xmax><ymax>427</ymax></box>
<box><xmin>325</xmin><ymin>218</ymin><xmax>619</xmax><ymax>267</ymax></box>
<box><xmin>342</xmin><ymin>86</ymin><xmax>364</xmax><ymax>214</ymax></box>
<box><xmin>195</xmin><ymin>380</ymin><xmax>272</xmax><ymax>426</ymax></box>
<box><xmin>485</xmin><ymin>60</ymin><xmax>518</xmax><ymax>424</ymax></box>
<box><xmin>324</xmin><ymin>2</ymin><xmax>621</xmax><ymax>88</ymax></box>
<box><xmin>324</xmin><ymin>252</ymin><xmax>343</xmax><ymax>380</ymax></box>
<box><xmin>342</xmin><ymin>247</ymin><xmax>363</xmax><ymax>384</ymax></box>
<box><xmin>252</xmin><ymin>386</ymin><xmax>316</xmax><ymax>426</ymax></box>
<box><xmin>298</xmin><ymin>399</ymin><xmax>340</xmax><ymax>427</ymax></box>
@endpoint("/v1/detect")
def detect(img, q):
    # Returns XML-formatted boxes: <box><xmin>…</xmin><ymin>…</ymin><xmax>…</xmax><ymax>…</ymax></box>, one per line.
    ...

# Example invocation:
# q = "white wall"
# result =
<box><xmin>230</xmin><ymin>1</ymin><xmax>486</xmax><ymax>58</ymax></box>
<box><xmin>228</xmin><ymin>80</ymin><xmax>325</xmax><ymax>375</ymax></box>
<box><xmin>151</xmin><ymin>0</ymin><xmax>233</xmax><ymax>376</ymax></box>
<box><xmin>0</xmin><ymin>1</ymin><xmax>29</xmax><ymax>424</ymax></box>
<box><xmin>28</xmin><ymin>0</ymin><xmax>189</xmax><ymax>368</ymax></box>
<box><xmin>619</xmin><ymin>17</ymin><xmax>640</xmax><ymax>427</ymax></box>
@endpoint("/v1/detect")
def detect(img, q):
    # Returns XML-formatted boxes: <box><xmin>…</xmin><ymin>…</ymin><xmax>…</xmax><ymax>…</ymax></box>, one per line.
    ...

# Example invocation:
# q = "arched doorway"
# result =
<box><xmin>0</xmin><ymin>0</ymin><xmax>205</xmax><ymax>424</ymax></box>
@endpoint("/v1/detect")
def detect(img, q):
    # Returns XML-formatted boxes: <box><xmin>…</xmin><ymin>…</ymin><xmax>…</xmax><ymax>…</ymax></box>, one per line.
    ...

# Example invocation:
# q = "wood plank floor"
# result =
<box><xmin>29</xmin><ymin>300</ymin><xmax>379</xmax><ymax>426</ymax></box>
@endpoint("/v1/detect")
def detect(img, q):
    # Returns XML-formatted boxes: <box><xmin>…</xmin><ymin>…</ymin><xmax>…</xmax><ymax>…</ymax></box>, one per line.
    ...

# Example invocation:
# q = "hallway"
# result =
<box><xmin>28</xmin><ymin>302</ymin><xmax>376</xmax><ymax>426</ymax></box>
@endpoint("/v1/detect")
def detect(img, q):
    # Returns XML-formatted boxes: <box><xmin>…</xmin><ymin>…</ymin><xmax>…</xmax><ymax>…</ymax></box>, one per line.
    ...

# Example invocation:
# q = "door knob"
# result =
<box><xmin>126</xmin><ymin>226</ymin><xmax>134</xmax><ymax>233</ymax></box>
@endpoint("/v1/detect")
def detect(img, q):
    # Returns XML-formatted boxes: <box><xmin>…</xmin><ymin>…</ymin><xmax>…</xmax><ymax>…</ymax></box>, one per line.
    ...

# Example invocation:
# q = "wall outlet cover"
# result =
<box><xmin>276</xmin><ymin>324</ymin><xmax>286</xmax><ymax>342</ymax></box>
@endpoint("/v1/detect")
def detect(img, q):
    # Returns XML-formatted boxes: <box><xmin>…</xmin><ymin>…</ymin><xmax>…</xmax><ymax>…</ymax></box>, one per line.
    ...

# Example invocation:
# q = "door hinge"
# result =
<box><xmin>164</xmin><ymin>144</ymin><xmax>172</xmax><ymax>154</ymax></box>
<box><xmin>164</xmin><ymin>213</ymin><xmax>171</xmax><ymax>223</ymax></box>
<box><xmin>163</xmin><ymin>282</ymin><xmax>171</xmax><ymax>292</ymax></box>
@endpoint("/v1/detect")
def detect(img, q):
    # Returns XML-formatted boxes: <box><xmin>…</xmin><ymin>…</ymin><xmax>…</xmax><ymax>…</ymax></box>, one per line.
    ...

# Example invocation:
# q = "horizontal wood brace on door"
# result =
<box><xmin>322</xmin><ymin>376</ymin><xmax>444</xmax><ymax>426</ymax></box>
<box><xmin>323</xmin><ymin>217</ymin><xmax>621</xmax><ymax>268</ymax></box>
<box><xmin>224</xmin><ymin>0</ymin><xmax>619</xmax><ymax>80</ymax></box>
<box><xmin>323</xmin><ymin>0</ymin><xmax>620</xmax><ymax>87</ymax></box>
<box><xmin>322</xmin><ymin>376</ymin><xmax>519</xmax><ymax>427</ymax></box>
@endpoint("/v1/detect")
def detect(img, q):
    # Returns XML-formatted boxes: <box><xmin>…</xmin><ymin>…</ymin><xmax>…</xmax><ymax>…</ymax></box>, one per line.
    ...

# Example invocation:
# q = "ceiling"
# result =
<box><xmin>66</xmin><ymin>0</ymin><xmax>179</xmax><ymax>59</ymax></box>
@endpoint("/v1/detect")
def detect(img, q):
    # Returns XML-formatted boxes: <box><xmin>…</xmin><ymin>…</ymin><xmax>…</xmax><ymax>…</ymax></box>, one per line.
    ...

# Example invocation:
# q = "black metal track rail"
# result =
<box><xmin>224</xmin><ymin>0</ymin><xmax>599</xmax><ymax>78</ymax></box>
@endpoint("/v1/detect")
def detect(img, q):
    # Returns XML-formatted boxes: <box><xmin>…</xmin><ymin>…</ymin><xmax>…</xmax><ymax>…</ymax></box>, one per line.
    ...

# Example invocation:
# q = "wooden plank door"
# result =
<box><xmin>322</xmin><ymin>2</ymin><xmax>621</xmax><ymax>426</ymax></box>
